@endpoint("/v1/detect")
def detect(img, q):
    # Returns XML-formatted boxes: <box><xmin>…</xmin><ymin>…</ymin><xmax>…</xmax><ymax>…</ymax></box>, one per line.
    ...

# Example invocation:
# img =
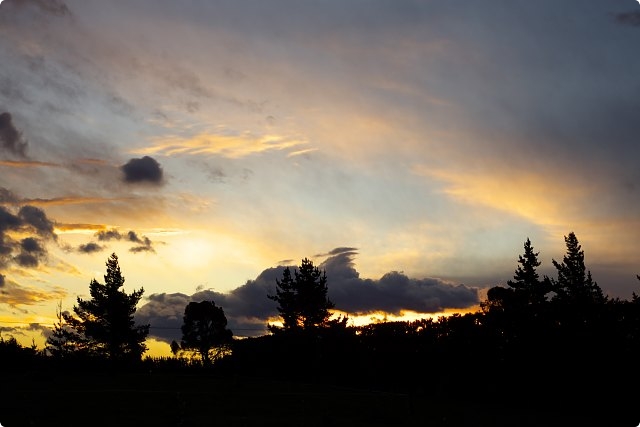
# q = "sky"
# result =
<box><xmin>1</xmin><ymin>0</ymin><xmax>640</xmax><ymax>357</ymax></box>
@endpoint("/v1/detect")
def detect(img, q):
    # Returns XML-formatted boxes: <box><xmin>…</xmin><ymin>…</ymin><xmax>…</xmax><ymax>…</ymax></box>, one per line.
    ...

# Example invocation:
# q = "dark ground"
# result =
<box><xmin>0</xmin><ymin>367</ymin><xmax>636</xmax><ymax>427</ymax></box>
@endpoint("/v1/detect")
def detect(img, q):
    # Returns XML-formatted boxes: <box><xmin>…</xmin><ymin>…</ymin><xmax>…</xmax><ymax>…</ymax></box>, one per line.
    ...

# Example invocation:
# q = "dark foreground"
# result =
<box><xmin>1</xmin><ymin>367</ymin><xmax>636</xmax><ymax>427</ymax></box>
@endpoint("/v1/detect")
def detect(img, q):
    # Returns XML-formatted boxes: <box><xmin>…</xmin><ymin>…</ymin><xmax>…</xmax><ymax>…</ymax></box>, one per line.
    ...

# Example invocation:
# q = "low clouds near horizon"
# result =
<box><xmin>136</xmin><ymin>248</ymin><xmax>480</xmax><ymax>342</ymax></box>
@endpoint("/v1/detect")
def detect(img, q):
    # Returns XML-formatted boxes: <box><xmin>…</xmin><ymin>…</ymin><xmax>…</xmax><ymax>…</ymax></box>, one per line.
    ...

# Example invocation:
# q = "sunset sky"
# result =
<box><xmin>1</xmin><ymin>0</ymin><xmax>640</xmax><ymax>356</ymax></box>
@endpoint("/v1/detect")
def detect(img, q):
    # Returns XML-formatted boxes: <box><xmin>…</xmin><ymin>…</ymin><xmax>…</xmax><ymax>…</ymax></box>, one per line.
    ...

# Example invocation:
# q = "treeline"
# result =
<box><xmin>2</xmin><ymin>232</ymin><xmax>639</xmax><ymax>423</ymax></box>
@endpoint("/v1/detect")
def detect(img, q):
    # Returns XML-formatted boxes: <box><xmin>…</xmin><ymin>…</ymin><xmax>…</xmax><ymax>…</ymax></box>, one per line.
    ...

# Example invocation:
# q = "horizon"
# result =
<box><xmin>1</xmin><ymin>0</ymin><xmax>640</xmax><ymax>358</ymax></box>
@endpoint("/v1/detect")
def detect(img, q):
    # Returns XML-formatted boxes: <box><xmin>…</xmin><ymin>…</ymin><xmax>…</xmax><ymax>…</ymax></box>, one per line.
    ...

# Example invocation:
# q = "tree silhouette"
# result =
<box><xmin>179</xmin><ymin>300</ymin><xmax>233</xmax><ymax>365</ymax></box>
<box><xmin>551</xmin><ymin>232</ymin><xmax>604</xmax><ymax>304</ymax></box>
<box><xmin>507</xmin><ymin>238</ymin><xmax>550</xmax><ymax>306</ymax></box>
<box><xmin>268</xmin><ymin>258</ymin><xmax>335</xmax><ymax>333</ymax></box>
<box><xmin>482</xmin><ymin>238</ymin><xmax>549</xmax><ymax>313</ymax></box>
<box><xmin>63</xmin><ymin>253</ymin><xmax>149</xmax><ymax>361</ymax></box>
<box><xmin>45</xmin><ymin>301</ymin><xmax>78</xmax><ymax>358</ymax></box>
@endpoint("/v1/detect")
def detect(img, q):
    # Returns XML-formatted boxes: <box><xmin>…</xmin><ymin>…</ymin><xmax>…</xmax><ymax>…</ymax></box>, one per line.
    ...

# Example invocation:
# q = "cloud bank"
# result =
<box><xmin>136</xmin><ymin>248</ymin><xmax>479</xmax><ymax>342</ymax></box>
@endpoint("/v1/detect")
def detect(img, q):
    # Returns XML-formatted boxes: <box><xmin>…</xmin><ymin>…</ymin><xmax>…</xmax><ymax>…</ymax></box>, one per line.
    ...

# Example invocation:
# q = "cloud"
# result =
<box><xmin>121</xmin><ymin>156</ymin><xmax>164</xmax><ymax>185</ymax></box>
<box><xmin>136</xmin><ymin>130</ymin><xmax>308</xmax><ymax>159</ymax></box>
<box><xmin>0</xmin><ymin>274</ymin><xmax>5</xmax><ymax>287</ymax></box>
<box><xmin>319</xmin><ymin>249</ymin><xmax>479</xmax><ymax>315</ymax></box>
<box><xmin>0</xmin><ymin>112</ymin><xmax>28</xmax><ymax>158</ymax></box>
<box><xmin>77</xmin><ymin>242</ymin><xmax>103</xmax><ymax>254</ymax></box>
<box><xmin>615</xmin><ymin>11</ymin><xmax>640</xmax><ymax>27</ymax></box>
<box><xmin>136</xmin><ymin>248</ymin><xmax>479</xmax><ymax>342</ymax></box>
<box><xmin>14</xmin><ymin>236</ymin><xmax>47</xmax><ymax>267</ymax></box>
<box><xmin>0</xmin><ymin>160</ymin><xmax>60</xmax><ymax>168</ymax></box>
<box><xmin>95</xmin><ymin>228</ymin><xmax>123</xmax><ymax>241</ymax></box>
<box><xmin>0</xmin><ymin>204</ymin><xmax>57</xmax><ymax>269</ymax></box>
<box><xmin>94</xmin><ymin>228</ymin><xmax>122</xmax><ymax>242</ymax></box>
<box><xmin>0</xmin><ymin>278</ymin><xmax>66</xmax><ymax>307</ymax></box>
<box><xmin>0</xmin><ymin>187</ymin><xmax>20</xmax><ymax>203</ymax></box>
<box><xmin>126</xmin><ymin>230</ymin><xmax>154</xmax><ymax>253</ymax></box>
<box><xmin>93</xmin><ymin>228</ymin><xmax>156</xmax><ymax>253</ymax></box>
<box><xmin>0</xmin><ymin>206</ymin><xmax>22</xmax><ymax>232</ymax></box>
<box><xmin>18</xmin><ymin>206</ymin><xmax>56</xmax><ymax>238</ymax></box>
<box><xmin>6</xmin><ymin>0</ymin><xmax>71</xmax><ymax>16</ymax></box>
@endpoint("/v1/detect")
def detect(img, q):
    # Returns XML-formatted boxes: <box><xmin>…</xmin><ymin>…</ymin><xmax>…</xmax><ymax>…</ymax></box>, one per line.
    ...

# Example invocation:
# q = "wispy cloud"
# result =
<box><xmin>0</xmin><ymin>278</ymin><xmax>66</xmax><ymax>307</ymax></box>
<box><xmin>137</xmin><ymin>130</ymin><xmax>308</xmax><ymax>159</ymax></box>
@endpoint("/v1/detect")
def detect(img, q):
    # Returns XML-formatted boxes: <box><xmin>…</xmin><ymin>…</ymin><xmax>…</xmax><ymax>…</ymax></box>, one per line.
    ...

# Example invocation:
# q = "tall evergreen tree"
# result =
<box><xmin>45</xmin><ymin>301</ymin><xmax>78</xmax><ymax>358</ymax></box>
<box><xmin>551</xmin><ymin>232</ymin><xmax>604</xmax><ymax>305</ymax></box>
<box><xmin>64</xmin><ymin>253</ymin><xmax>150</xmax><ymax>360</ymax></box>
<box><xmin>268</xmin><ymin>258</ymin><xmax>335</xmax><ymax>333</ymax></box>
<box><xmin>507</xmin><ymin>238</ymin><xmax>550</xmax><ymax>306</ymax></box>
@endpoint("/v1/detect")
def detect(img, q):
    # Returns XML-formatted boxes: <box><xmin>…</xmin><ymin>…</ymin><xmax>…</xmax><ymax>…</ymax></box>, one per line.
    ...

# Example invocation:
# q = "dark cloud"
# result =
<box><xmin>77</xmin><ymin>242</ymin><xmax>104</xmax><ymax>254</ymax></box>
<box><xmin>14</xmin><ymin>237</ymin><xmax>47</xmax><ymax>267</ymax></box>
<box><xmin>137</xmin><ymin>249</ymin><xmax>479</xmax><ymax>343</ymax></box>
<box><xmin>0</xmin><ymin>204</ymin><xmax>57</xmax><ymax>269</ymax></box>
<box><xmin>0</xmin><ymin>206</ymin><xmax>22</xmax><ymax>232</ymax></box>
<box><xmin>92</xmin><ymin>228</ymin><xmax>155</xmax><ymax>253</ymax></box>
<box><xmin>0</xmin><ymin>112</ymin><xmax>28</xmax><ymax>158</ymax></box>
<box><xmin>121</xmin><ymin>156</ymin><xmax>164</xmax><ymax>185</ymax></box>
<box><xmin>95</xmin><ymin>228</ymin><xmax>122</xmax><ymax>241</ymax></box>
<box><xmin>0</xmin><ymin>187</ymin><xmax>20</xmax><ymax>204</ymax></box>
<box><xmin>13</xmin><ymin>252</ymin><xmax>39</xmax><ymax>268</ymax></box>
<box><xmin>20</xmin><ymin>237</ymin><xmax>44</xmax><ymax>253</ymax></box>
<box><xmin>0</xmin><ymin>274</ymin><xmax>5</xmax><ymax>287</ymax></box>
<box><xmin>615</xmin><ymin>11</ymin><xmax>640</xmax><ymax>27</ymax></box>
<box><xmin>319</xmin><ymin>250</ymin><xmax>478</xmax><ymax>315</ymax></box>
<box><xmin>18</xmin><ymin>205</ymin><xmax>56</xmax><ymax>238</ymax></box>
<box><xmin>128</xmin><ymin>230</ymin><xmax>154</xmax><ymax>253</ymax></box>
<box><xmin>315</xmin><ymin>247</ymin><xmax>358</xmax><ymax>258</ymax></box>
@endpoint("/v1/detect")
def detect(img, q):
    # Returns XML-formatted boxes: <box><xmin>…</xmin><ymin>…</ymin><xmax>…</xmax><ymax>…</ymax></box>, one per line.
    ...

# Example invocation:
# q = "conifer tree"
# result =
<box><xmin>507</xmin><ymin>238</ymin><xmax>550</xmax><ymax>306</ymax></box>
<box><xmin>45</xmin><ymin>301</ymin><xmax>79</xmax><ymax>358</ymax></box>
<box><xmin>268</xmin><ymin>258</ymin><xmax>335</xmax><ymax>333</ymax></box>
<box><xmin>64</xmin><ymin>253</ymin><xmax>150</xmax><ymax>360</ymax></box>
<box><xmin>551</xmin><ymin>232</ymin><xmax>605</xmax><ymax>305</ymax></box>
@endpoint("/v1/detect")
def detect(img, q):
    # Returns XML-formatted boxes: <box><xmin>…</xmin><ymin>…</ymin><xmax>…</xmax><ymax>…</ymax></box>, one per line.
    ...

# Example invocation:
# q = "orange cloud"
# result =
<box><xmin>414</xmin><ymin>165</ymin><xmax>588</xmax><ymax>229</ymax></box>
<box><xmin>23</xmin><ymin>197</ymin><xmax>126</xmax><ymax>207</ymax></box>
<box><xmin>0</xmin><ymin>160</ymin><xmax>61</xmax><ymax>168</ymax></box>
<box><xmin>136</xmin><ymin>131</ymin><xmax>308</xmax><ymax>159</ymax></box>
<box><xmin>0</xmin><ymin>280</ymin><xmax>67</xmax><ymax>307</ymax></box>
<box><xmin>54</xmin><ymin>223</ymin><xmax>107</xmax><ymax>233</ymax></box>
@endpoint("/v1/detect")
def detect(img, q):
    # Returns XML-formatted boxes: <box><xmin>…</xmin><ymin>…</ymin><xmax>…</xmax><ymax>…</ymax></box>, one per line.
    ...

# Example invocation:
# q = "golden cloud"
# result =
<box><xmin>414</xmin><ymin>165</ymin><xmax>589</xmax><ymax>228</ymax></box>
<box><xmin>0</xmin><ymin>160</ymin><xmax>61</xmax><ymax>168</ymax></box>
<box><xmin>23</xmin><ymin>197</ymin><xmax>126</xmax><ymax>207</ymax></box>
<box><xmin>136</xmin><ymin>131</ymin><xmax>308</xmax><ymax>159</ymax></box>
<box><xmin>0</xmin><ymin>280</ymin><xmax>67</xmax><ymax>307</ymax></box>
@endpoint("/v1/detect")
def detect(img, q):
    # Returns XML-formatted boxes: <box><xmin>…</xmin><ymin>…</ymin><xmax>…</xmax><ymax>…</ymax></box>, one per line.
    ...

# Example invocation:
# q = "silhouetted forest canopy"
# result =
<box><xmin>2</xmin><ymin>232</ymin><xmax>639</xmax><ymax>426</ymax></box>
